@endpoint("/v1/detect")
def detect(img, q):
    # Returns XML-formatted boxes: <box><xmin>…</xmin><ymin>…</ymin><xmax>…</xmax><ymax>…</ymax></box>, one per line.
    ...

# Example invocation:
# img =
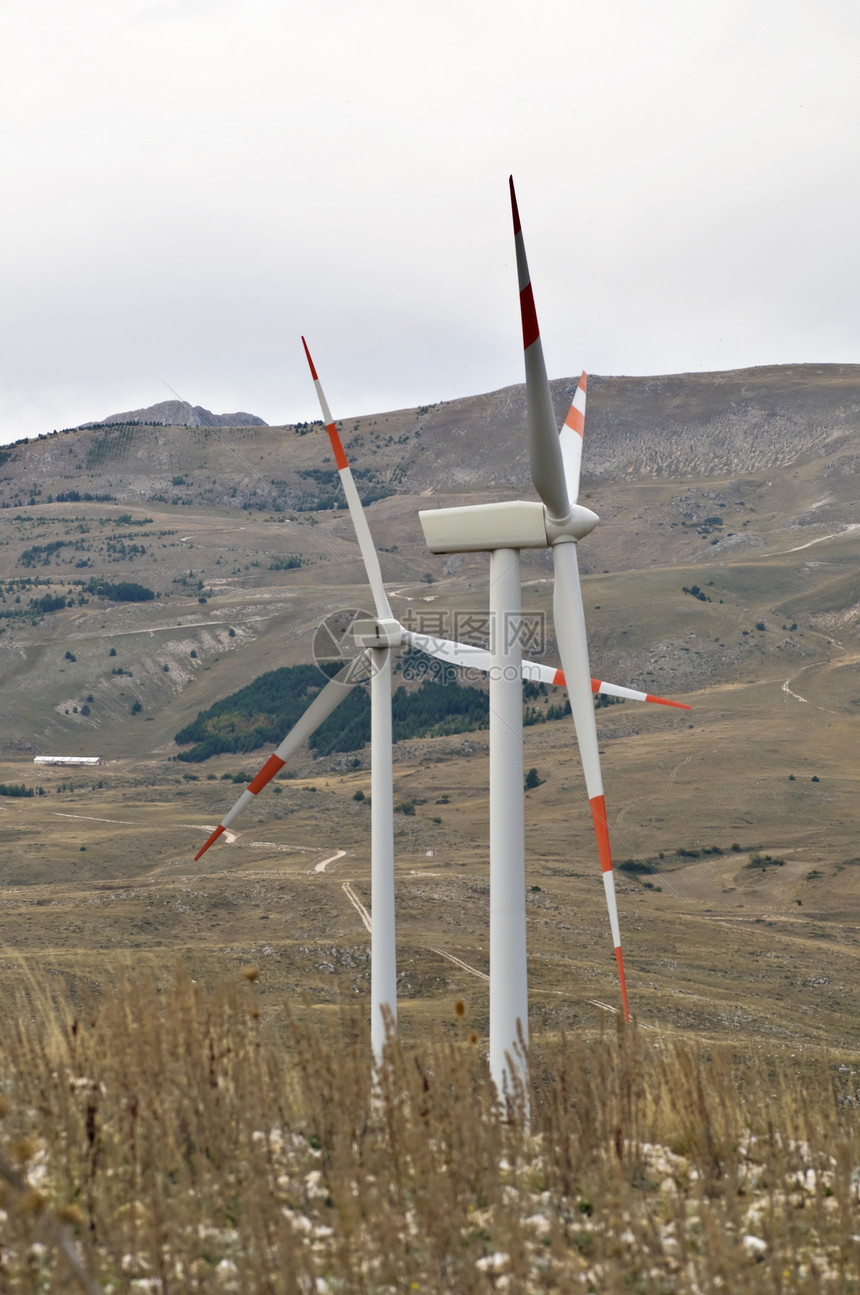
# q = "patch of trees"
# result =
<box><xmin>51</xmin><ymin>491</ymin><xmax>115</xmax><ymax>503</ymax></box>
<box><xmin>679</xmin><ymin>516</ymin><xmax>723</xmax><ymax>536</ymax></box>
<box><xmin>391</xmin><ymin>677</ymin><xmax>489</xmax><ymax>741</ymax></box>
<box><xmin>30</xmin><ymin>593</ymin><xmax>66</xmax><ymax>614</ymax></box>
<box><xmin>105</xmin><ymin>540</ymin><xmax>146</xmax><ymax>560</ymax></box>
<box><xmin>19</xmin><ymin>540</ymin><xmax>72</xmax><ymax>568</ymax></box>
<box><xmin>0</xmin><ymin>783</ymin><xmax>37</xmax><ymax>797</ymax></box>
<box><xmin>521</xmin><ymin>678</ymin><xmax>571</xmax><ymax>725</ymax></box>
<box><xmin>85</xmin><ymin>580</ymin><xmax>155</xmax><ymax>602</ymax></box>
<box><xmin>112</xmin><ymin>514</ymin><xmax>152</xmax><ymax>526</ymax></box>
<box><xmin>173</xmin><ymin>665</ymin><xmax>492</xmax><ymax>763</ymax></box>
<box><xmin>298</xmin><ymin>467</ymin><xmax>339</xmax><ymax>486</ymax></box>
<box><xmin>292</xmin><ymin>464</ymin><xmax>396</xmax><ymax>512</ymax></box>
<box><xmin>174</xmin><ymin>664</ymin><xmax>367</xmax><ymax>762</ymax></box>
<box><xmin>524</xmin><ymin>701</ymin><xmax>571</xmax><ymax>725</ymax></box>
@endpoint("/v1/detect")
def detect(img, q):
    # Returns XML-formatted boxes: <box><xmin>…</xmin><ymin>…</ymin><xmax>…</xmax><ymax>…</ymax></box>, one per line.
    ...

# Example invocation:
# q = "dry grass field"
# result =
<box><xmin>1</xmin><ymin>969</ymin><xmax>859</xmax><ymax>1292</ymax></box>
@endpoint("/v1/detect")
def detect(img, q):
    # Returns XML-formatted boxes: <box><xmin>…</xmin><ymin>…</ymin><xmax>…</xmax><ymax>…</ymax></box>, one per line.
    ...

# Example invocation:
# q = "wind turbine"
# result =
<box><xmin>302</xmin><ymin>340</ymin><xmax>687</xmax><ymax>1048</ymax></box>
<box><xmin>194</xmin><ymin>265</ymin><xmax>689</xmax><ymax>1072</ymax></box>
<box><xmin>418</xmin><ymin>177</ymin><xmax>638</xmax><ymax>1094</ymax></box>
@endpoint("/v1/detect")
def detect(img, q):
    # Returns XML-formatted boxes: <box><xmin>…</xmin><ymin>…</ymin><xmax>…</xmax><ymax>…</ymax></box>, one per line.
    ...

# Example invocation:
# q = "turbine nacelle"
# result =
<box><xmin>419</xmin><ymin>499</ymin><xmax>599</xmax><ymax>554</ymax></box>
<box><xmin>352</xmin><ymin>617</ymin><xmax>403</xmax><ymax>649</ymax></box>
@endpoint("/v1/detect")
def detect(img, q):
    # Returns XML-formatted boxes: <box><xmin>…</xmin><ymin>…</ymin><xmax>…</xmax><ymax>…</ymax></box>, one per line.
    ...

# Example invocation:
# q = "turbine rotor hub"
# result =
<box><xmin>545</xmin><ymin>503</ymin><xmax>599</xmax><ymax>545</ymax></box>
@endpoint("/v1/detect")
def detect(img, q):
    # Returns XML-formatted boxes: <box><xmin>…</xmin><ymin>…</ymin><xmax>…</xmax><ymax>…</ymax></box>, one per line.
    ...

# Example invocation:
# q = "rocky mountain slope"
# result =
<box><xmin>0</xmin><ymin>360</ymin><xmax>857</xmax><ymax>745</ymax></box>
<box><xmin>2</xmin><ymin>364</ymin><xmax>858</xmax><ymax>517</ymax></box>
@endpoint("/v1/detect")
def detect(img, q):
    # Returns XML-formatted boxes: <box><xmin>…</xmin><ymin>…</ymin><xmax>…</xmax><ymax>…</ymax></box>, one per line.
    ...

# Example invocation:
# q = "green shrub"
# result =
<box><xmin>746</xmin><ymin>852</ymin><xmax>786</xmax><ymax>870</ymax></box>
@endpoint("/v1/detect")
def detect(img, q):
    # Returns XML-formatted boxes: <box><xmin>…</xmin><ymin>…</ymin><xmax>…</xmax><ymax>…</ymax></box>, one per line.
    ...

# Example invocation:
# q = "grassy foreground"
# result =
<box><xmin>1</xmin><ymin>969</ymin><xmax>859</xmax><ymax>1293</ymax></box>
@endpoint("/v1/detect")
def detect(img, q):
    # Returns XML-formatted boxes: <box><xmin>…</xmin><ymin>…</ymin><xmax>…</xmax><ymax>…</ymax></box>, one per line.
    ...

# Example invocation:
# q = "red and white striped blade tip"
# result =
<box><xmin>554</xmin><ymin>668</ymin><xmax>690</xmax><ymax>710</ymax></box>
<box><xmin>301</xmin><ymin>336</ymin><xmax>349</xmax><ymax>471</ymax></box>
<box><xmin>301</xmin><ymin>335</ymin><xmax>318</xmax><ymax>380</ymax></box>
<box><xmin>590</xmin><ymin>794</ymin><xmax>630</xmax><ymax>1022</ymax></box>
<box><xmin>563</xmin><ymin>373</ymin><xmax>587</xmax><ymax>437</ymax></box>
<box><xmin>195</xmin><ymin>823</ymin><xmax>224</xmax><ymax>862</ymax></box>
<box><xmin>646</xmin><ymin>695</ymin><xmax>691</xmax><ymax>710</ymax></box>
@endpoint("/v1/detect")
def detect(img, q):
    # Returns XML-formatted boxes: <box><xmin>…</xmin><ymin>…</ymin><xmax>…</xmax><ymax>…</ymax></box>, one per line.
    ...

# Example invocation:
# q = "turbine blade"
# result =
<box><xmin>559</xmin><ymin>372</ymin><xmax>586</xmax><ymax>504</ymax></box>
<box><xmin>301</xmin><ymin>337</ymin><xmax>392</xmax><ymax>621</ymax></box>
<box><xmin>401</xmin><ymin>629</ymin><xmax>492</xmax><ymax>674</ymax></box>
<box><xmin>402</xmin><ymin>628</ymin><xmax>688</xmax><ymax>707</ymax></box>
<box><xmin>551</xmin><ymin>541</ymin><xmax>630</xmax><ymax>1021</ymax></box>
<box><xmin>194</xmin><ymin>656</ymin><xmax>364</xmax><ymax>861</ymax></box>
<box><xmin>591</xmin><ymin>679</ymin><xmax>692</xmax><ymax>710</ymax></box>
<box><xmin>510</xmin><ymin>176</ymin><xmax>569</xmax><ymax>522</ymax></box>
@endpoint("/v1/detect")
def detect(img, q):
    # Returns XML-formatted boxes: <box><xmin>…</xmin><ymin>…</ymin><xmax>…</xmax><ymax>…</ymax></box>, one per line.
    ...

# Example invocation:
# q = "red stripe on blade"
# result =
<box><xmin>195</xmin><ymin>824</ymin><xmax>225</xmax><ymax>862</ymax></box>
<box><xmin>615</xmin><ymin>946</ymin><xmax>630</xmax><ymax>1022</ymax></box>
<box><xmin>520</xmin><ymin>283</ymin><xmax>539</xmax><ymax>350</ymax></box>
<box><xmin>248</xmin><ymin>754</ymin><xmax>286</xmax><ymax>796</ymax></box>
<box><xmin>509</xmin><ymin>175</ymin><xmax>521</xmax><ymax>234</ymax></box>
<box><xmin>326</xmin><ymin>423</ymin><xmax>349</xmax><ymax>471</ymax></box>
<box><xmin>589</xmin><ymin>795</ymin><xmax>613</xmax><ymax>874</ymax></box>
<box><xmin>564</xmin><ymin>405</ymin><xmax>585</xmax><ymax>436</ymax></box>
<box><xmin>591</xmin><ymin>678</ymin><xmax>601</xmax><ymax>694</ymax></box>
<box><xmin>645</xmin><ymin>694</ymin><xmax>691</xmax><ymax>710</ymax></box>
<box><xmin>553</xmin><ymin>668</ymin><xmax>566</xmax><ymax>687</ymax></box>
<box><xmin>301</xmin><ymin>336</ymin><xmax>318</xmax><ymax>381</ymax></box>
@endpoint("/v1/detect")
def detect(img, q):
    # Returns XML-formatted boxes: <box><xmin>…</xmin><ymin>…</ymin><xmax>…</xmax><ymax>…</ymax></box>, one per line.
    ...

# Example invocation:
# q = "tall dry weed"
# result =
<box><xmin>0</xmin><ymin>969</ymin><xmax>858</xmax><ymax>1292</ymax></box>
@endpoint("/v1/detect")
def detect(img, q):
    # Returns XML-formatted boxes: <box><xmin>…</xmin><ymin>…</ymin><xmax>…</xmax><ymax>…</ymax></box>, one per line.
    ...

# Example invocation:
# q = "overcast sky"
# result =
<box><xmin>2</xmin><ymin>0</ymin><xmax>859</xmax><ymax>445</ymax></box>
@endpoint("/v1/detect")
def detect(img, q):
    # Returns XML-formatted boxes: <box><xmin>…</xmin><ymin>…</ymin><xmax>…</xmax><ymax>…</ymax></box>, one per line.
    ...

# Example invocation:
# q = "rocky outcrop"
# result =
<box><xmin>88</xmin><ymin>400</ymin><xmax>267</xmax><ymax>428</ymax></box>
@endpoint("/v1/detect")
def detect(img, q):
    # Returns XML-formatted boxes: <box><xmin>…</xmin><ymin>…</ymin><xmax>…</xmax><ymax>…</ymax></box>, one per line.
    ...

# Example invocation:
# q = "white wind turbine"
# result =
<box><xmin>301</xmin><ymin>337</ymin><xmax>689</xmax><ymax>1069</ymax></box>
<box><xmin>194</xmin><ymin>248</ymin><xmax>689</xmax><ymax>1068</ymax></box>
<box><xmin>418</xmin><ymin>177</ymin><xmax>641</xmax><ymax>1095</ymax></box>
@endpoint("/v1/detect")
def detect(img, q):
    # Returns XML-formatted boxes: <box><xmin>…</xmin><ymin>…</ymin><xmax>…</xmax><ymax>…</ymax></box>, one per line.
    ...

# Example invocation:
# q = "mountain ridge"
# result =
<box><xmin>82</xmin><ymin>398</ymin><xmax>267</xmax><ymax>429</ymax></box>
<box><xmin>2</xmin><ymin>363</ymin><xmax>858</xmax><ymax>516</ymax></box>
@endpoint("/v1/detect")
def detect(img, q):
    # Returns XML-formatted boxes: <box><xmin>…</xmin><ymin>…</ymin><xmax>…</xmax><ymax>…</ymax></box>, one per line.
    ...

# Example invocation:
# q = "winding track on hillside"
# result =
<box><xmin>341</xmin><ymin>881</ymin><xmax>372</xmax><ymax>933</ymax></box>
<box><xmin>53</xmin><ymin>812</ymin><xmax>137</xmax><ymax>826</ymax></box>
<box><xmin>781</xmin><ymin>522</ymin><xmax>860</xmax><ymax>554</ymax></box>
<box><xmin>314</xmin><ymin>850</ymin><xmax>346</xmax><ymax>873</ymax></box>
<box><xmin>429</xmin><ymin>947</ymin><xmax>489</xmax><ymax>983</ymax></box>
